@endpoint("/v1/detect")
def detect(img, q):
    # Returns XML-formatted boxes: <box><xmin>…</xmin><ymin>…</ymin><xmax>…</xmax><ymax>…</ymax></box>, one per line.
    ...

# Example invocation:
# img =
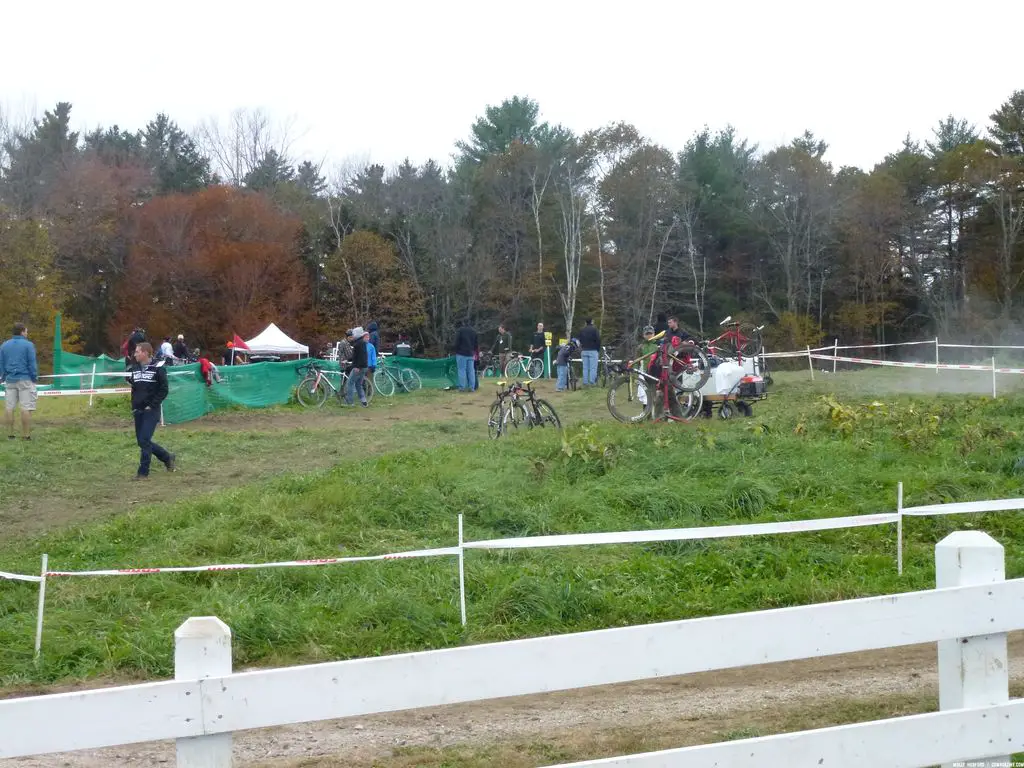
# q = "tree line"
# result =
<box><xmin>2</xmin><ymin>92</ymin><xmax>1023</xmax><ymax>366</ymax></box>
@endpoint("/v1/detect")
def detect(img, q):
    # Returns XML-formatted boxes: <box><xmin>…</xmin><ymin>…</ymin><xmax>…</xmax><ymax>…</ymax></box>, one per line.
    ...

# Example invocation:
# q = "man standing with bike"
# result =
<box><xmin>578</xmin><ymin>318</ymin><xmax>600</xmax><ymax>386</ymax></box>
<box><xmin>345</xmin><ymin>327</ymin><xmax>369</xmax><ymax>407</ymax></box>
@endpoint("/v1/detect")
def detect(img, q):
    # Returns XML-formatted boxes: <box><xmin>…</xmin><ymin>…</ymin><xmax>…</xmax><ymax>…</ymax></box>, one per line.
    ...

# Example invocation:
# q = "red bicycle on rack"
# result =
<box><xmin>708</xmin><ymin>316</ymin><xmax>764</xmax><ymax>359</ymax></box>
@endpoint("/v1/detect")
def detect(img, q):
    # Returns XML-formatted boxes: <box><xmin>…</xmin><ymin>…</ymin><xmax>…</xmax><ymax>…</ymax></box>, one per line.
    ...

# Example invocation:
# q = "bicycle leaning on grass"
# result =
<box><xmin>487</xmin><ymin>380</ymin><xmax>561</xmax><ymax>439</ymax></box>
<box><xmin>295</xmin><ymin>361</ymin><xmax>374</xmax><ymax>407</ymax></box>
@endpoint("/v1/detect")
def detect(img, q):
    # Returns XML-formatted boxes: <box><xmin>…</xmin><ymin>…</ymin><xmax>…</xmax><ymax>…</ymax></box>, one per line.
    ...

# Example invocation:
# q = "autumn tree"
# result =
<box><xmin>322</xmin><ymin>230</ymin><xmax>426</xmax><ymax>338</ymax></box>
<box><xmin>116</xmin><ymin>186</ymin><xmax>313</xmax><ymax>351</ymax></box>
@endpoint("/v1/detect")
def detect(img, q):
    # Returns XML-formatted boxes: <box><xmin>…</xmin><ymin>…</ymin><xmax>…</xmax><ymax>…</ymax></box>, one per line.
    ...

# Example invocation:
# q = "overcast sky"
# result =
<box><xmin>3</xmin><ymin>0</ymin><xmax>1022</xmax><ymax>175</ymax></box>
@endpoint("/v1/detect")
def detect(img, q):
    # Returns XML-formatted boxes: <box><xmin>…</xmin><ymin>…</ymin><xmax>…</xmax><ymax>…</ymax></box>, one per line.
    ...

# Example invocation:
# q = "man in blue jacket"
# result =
<box><xmin>0</xmin><ymin>323</ymin><xmax>38</xmax><ymax>440</ymax></box>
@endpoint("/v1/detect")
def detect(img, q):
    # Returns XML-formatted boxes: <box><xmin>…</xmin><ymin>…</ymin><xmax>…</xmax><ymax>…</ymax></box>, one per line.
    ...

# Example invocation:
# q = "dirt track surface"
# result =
<box><xmin>6</xmin><ymin>636</ymin><xmax>1023</xmax><ymax>767</ymax></box>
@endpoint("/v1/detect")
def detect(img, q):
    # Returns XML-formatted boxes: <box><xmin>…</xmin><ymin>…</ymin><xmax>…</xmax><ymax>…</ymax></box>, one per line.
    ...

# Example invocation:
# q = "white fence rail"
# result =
<box><xmin>0</xmin><ymin>531</ymin><xmax>1019</xmax><ymax>767</ymax></box>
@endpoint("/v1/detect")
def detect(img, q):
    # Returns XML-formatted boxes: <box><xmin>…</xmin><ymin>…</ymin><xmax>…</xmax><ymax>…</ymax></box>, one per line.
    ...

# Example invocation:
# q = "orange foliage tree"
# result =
<box><xmin>113</xmin><ymin>186</ymin><xmax>314</xmax><ymax>351</ymax></box>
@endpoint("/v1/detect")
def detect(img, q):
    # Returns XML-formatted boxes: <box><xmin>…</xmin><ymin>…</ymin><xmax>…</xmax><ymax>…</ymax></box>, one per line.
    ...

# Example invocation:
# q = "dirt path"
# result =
<box><xmin>7</xmin><ymin>636</ymin><xmax>1022</xmax><ymax>767</ymax></box>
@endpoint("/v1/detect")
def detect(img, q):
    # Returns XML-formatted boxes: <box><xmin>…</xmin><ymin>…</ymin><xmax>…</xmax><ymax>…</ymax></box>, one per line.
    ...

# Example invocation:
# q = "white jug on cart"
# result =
<box><xmin>711</xmin><ymin>361</ymin><xmax>745</xmax><ymax>395</ymax></box>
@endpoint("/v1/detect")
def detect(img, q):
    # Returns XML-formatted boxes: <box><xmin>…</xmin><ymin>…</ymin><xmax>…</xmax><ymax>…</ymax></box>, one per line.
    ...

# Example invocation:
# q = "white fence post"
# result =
<box><xmin>34</xmin><ymin>554</ymin><xmax>48</xmax><ymax>662</ymax></box>
<box><xmin>935</xmin><ymin>336</ymin><xmax>940</xmax><ymax>374</ymax></box>
<box><xmin>935</xmin><ymin>531</ymin><xmax>1009</xmax><ymax>768</ymax></box>
<box><xmin>992</xmin><ymin>356</ymin><xmax>997</xmax><ymax>399</ymax></box>
<box><xmin>832</xmin><ymin>339</ymin><xmax>838</xmax><ymax>374</ymax></box>
<box><xmin>88</xmin><ymin>364</ymin><xmax>97</xmax><ymax>407</ymax></box>
<box><xmin>458</xmin><ymin>514</ymin><xmax>467</xmax><ymax>627</ymax></box>
<box><xmin>175</xmin><ymin>617</ymin><xmax>232</xmax><ymax>767</ymax></box>
<box><xmin>806</xmin><ymin>346</ymin><xmax>814</xmax><ymax>381</ymax></box>
<box><xmin>896</xmin><ymin>484</ymin><xmax>903</xmax><ymax>576</ymax></box>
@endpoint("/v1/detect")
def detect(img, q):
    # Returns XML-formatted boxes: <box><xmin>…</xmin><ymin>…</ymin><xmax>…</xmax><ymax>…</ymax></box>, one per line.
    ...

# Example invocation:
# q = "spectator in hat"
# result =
<box><xmin>346</xmin><ymin>326</ymin><xmax>369</xmax><ymax>407</ymax></box>
<box><xmin>172</xmin><ymin>334</ymin><xmax>189</xmax><ymax>360</ymax></box>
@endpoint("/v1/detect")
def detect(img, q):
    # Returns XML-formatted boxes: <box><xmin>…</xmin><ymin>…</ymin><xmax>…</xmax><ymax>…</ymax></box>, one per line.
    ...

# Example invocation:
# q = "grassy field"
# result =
<box><xmin>1</xmin><ymin>368</ymin><xmax>1024</xmax><ymax>696</ymax></box>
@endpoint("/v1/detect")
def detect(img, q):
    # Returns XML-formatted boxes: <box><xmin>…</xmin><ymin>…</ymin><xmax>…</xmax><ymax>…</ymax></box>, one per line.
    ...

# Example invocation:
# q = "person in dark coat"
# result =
<box><xmin>128</xmin><ymin>342</ymin><xmax>175</xmax><ymax>479</ymax></box>
<box><xmin>578</xmin><ymin>318</ymin><xmax>600</xmax><ymax>386</ymax></box>
<box><xmin>453</xmin><ymin>322</ymin><xmax>478</xmax><ymax>392</ymax></box>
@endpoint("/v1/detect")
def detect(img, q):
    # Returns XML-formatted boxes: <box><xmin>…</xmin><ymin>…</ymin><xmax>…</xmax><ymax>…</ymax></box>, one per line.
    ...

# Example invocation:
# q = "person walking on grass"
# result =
<box><xmin>129</xmin><ymin>342</ymin><xmax>175</xmax><ymax>479</ymax></box>
<box><xmin>346</xmin><ymin>327</ymin><xmax>369</xmax><ymax>407</ymax></box>
<box><xmin>0</xmin><ymin>323</ymin><xmax>38</xmax><ymax>441</ymax></box>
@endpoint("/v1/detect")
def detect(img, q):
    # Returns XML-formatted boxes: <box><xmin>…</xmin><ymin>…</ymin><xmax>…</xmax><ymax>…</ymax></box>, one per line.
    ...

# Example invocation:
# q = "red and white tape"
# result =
<box><xmin>0</xmin><ymin>388</ymin><xmax>131</xmax><ymax>399</ymax></box>
<box><xmin>462</xmin><ymin>513</ymin><xmax>899</xmax><ymax>550</ymax></box>
<box><xmin>41</xmin><ymin>545</ymin><xmax>461</xmax><ymax>578</ymax></box>
<box><xmin>810</xmin><ymin>353</ymin><xmax>1024</xmax><ymax>374</ymax></box>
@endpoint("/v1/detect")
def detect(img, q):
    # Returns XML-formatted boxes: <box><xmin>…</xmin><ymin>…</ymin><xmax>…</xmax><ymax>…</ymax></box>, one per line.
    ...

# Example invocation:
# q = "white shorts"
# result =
<box><xmin>4</xmin><ymin>380</ymin><xmax>38</xmax><ymax>412</ymax></box>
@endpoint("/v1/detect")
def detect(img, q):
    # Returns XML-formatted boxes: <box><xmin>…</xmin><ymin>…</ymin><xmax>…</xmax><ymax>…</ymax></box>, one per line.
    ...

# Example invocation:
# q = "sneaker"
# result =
<box><xmin>360</xmin><ymin>402</ymin><xmax>368</xmax><ymax>408</ymax></box>
<box><xmin>132</xmin><ymin>474</ymin><xmax>149</xmax><ymax>481</ymax></box>
<box><xmin>6</xmin><ymin>435</ymin><xmax>14</xmax><ymax>440</ymax></box>
<box><xmin>166</xmin><ymin>453</ymin><xmax>176</xmax><ymax>472</ymax></box>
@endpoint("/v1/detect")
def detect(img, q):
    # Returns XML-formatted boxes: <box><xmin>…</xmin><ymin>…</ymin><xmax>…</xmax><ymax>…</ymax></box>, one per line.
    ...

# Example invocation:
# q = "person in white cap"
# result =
<box><xmin>172</xmin><ymin>334</ymin><xmax>189</xmax><ymax>360</ymax></box>
<box><xmin>345</xmin><ymin>327</ymin><xmax>368</xmax><ymax>407</ymax></box>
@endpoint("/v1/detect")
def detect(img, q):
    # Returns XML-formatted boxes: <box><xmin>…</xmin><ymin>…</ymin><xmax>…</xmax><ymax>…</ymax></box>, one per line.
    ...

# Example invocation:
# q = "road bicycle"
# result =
<box><xmin>504</xmin><ymin>351</ymin><xmax>545</xmax><ymax>380</ymax></box>
<box><xmin>487</xmin><ymin>380</ymin><xmax>561</xmax><ymax>439</ymax></box>
<box><xmin>295</xmin><ymin>362</ymin><xmax>374</xmax><ymax>407</ymax></box>
<box><xmin>708</xmin><ymin>316</ymin><xmax>764</xmax><ymax>359</ymax></box>
<box><xmin>373</xmin><ymin>358</ymin><xmax>423</xmax><ymax>397</ymax></box>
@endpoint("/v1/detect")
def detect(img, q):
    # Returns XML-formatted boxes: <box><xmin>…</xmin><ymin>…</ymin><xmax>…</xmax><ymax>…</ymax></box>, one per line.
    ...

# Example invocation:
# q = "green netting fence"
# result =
<box><xmin>54</xmin><ymin>353</ymin><xmax>460</xmax><ymax>425</ymax></box>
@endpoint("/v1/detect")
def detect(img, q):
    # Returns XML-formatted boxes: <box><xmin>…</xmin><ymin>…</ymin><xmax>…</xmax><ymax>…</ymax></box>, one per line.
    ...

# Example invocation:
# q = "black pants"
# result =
<box><xmin>134</xmin><ymin>408</ymin><xmax>170</xmax><ymax>476</ymax></box>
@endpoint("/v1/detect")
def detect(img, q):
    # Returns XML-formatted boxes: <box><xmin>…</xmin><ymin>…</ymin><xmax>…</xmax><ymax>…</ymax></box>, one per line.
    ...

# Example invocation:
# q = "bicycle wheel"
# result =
<box><xmin>527</xmin><ymin>357</ymin><xmax>544</xmax><ymax>380</ymax></box>
<box><xmin>400</xmin><ymin>368</ymin><xmax>422</xmax><ymax>392</ymax></box>
<box><xmin>374</xmin><ymin>369</ymin><xmax>396</xmax><ymax>397</ymax></box>
<box><xmin>503</xmin><ymin>357</ymin><xmax>523</xmax><ymax>379</ymax></box>
<box><xmin>677</xmin><ymin>389</ymin><xmax>704</xmax><ymax>422</ymax></box>
<box><xmin>533</xmin><ymin>399</ymin><xmax>561</xmax><ymax>429</ymax></box>
<box><xmin>738</xmin><ymin>325</ymin><xmax>764</xmax><ymax>358</ymax></box>
<box><xmin>673</xmin><ymin>346</ymin><xmax>711</xmax><ymax>392</ymax></box>
<box><xmin>487</xmin><ymin>400</ymin><xmax>505</xmax><ymax>439</ymax></box>
<box><xmin>296</xmin><ymin>375</ymin><xmax>328</xmax><ymax>407</ymax></box>
<box><xmin>607</xmin><ymin>375</ymin><xmax>652</xmax><ymax>423</ymax></box>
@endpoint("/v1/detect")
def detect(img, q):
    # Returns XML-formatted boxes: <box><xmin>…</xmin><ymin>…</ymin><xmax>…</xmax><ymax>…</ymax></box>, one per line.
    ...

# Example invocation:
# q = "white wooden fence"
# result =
<box><xmin>1</xmin><ymin>530</ymin><xmax>1019</xmax><ymax>767</ymax></box>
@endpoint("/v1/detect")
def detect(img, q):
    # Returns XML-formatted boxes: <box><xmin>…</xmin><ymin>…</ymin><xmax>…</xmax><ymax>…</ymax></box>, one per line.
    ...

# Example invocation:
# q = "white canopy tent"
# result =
<box><xmin>244</xmin><ymin>323</ymin><xmax>309</xmax><ymax>357</ymax></box>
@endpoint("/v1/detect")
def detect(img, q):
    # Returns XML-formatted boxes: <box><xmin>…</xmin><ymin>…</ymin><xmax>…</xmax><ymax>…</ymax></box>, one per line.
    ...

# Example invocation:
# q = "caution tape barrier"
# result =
<box><xmin>809</xmin><ymin>354</ymin><xmax>1024</xmax><ymax>374</ymax></box>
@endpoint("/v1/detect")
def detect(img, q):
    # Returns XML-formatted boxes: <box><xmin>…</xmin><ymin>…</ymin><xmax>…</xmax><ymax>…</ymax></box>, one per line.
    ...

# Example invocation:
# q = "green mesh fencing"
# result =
<box><xmin>54</xmin><ymin>352</ymin><xmax>127</xmax><ymax>390</ymax></box>
<box><xmin>55</xmin><ymin>354</ymin><xmax>460</xmax><ymax>424</ymax></box>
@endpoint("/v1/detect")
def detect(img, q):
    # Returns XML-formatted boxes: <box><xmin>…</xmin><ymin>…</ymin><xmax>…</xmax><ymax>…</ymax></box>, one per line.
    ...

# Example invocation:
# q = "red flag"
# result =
<box><xmin>232</xmin><ymin>334</ymin><xmax>250</xmax><ymax>351</ymax></box>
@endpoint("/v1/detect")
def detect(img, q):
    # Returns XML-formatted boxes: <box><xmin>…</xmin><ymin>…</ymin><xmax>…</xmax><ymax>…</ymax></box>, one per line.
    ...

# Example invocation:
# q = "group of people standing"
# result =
<box><xmin>451</xmin><ymin>319</ymin><xmax>603</xmax><ymax>393</ymax></box>
<box><xmin>334</xmin><ymin>322</ymin><xmax>380</xmax><ymax>407</ymax></box>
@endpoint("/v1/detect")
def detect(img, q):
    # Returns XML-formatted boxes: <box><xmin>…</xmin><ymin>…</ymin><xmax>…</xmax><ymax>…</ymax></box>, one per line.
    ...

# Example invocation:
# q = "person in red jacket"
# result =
<box><xmin>197</xmin><ymin>351</ymin><xmax>222</xmax><ymax>387</ymax></box>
